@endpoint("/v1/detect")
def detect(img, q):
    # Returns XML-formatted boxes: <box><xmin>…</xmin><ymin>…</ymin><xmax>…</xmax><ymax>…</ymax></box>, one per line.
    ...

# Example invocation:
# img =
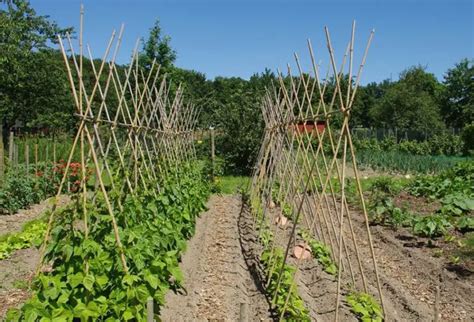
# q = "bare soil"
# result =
<box><xmin>0</xmin><ymin>196</ymin><xmax>69</xmax><ymax>319</ymax></box>
<box><xmin>393</xmin><ymin>192</ymin><xmax>441</xmax><ymax>215</ymax></box>
<box><xmin>160</xmin><ymin>195</ymin><xmax>273</xmax><ymax>321</ymax></box>
<box><xmin>264</xmin><ymin>196</ymin><xmax>473</xmax><ymax>321</ymax></box>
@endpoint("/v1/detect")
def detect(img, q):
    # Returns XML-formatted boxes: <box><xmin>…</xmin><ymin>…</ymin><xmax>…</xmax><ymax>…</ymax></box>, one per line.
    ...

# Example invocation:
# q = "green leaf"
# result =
<box><xmin>68</xmin><ymin>272</ymin><xmax>83</xmax><ymax>288</ymax></box>
<box><xmin>122</xmin><ymin>309</ymin><xmax>134</xmax><ymax>321</ymax></box>
<box><xmin>96</xmin><ymin>275</ymin><xmax>109</xmax><ymax>288</ymax></box>
<box><xmin>83</xmin><ymin>274</ymin><xmax>95</xmax><ymax>292</ymax></box>
<box><xmin>144</xmin><ymin>271</ymin><xmax>159</xmax><ymax>289</ymax></box>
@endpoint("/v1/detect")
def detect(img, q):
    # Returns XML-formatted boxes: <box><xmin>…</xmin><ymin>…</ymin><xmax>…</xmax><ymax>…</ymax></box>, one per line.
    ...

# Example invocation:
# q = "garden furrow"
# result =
<box><xmin>160</xmin><ymin>194</ymin><xmax>272</xmax><ymax>321</ymax></box>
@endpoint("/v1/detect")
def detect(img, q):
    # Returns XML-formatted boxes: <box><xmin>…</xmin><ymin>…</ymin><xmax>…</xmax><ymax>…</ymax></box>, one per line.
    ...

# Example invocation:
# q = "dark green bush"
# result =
<box><xmin>461</xmin><ymin>123</ymin><xmax>474</xmax><ymax>155</ymax></box>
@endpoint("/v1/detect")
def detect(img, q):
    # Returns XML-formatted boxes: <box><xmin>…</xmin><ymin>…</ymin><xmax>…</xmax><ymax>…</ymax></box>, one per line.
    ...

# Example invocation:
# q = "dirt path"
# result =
<box><xmin>160</xmin><ymin>195</ymin><xmax>273</xmax><ymax>321</ymax></box>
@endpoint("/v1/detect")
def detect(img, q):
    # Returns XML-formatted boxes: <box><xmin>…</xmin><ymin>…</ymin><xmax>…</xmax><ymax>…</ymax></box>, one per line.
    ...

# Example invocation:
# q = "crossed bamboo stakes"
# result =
<box><xmin>250</xmin><ymin>22</ymin><xmax>385</xmax><ymax>321</ymax></box>
<box><xmin>35</xmin><ymin>11</ymin><xmax>199</xmax><ymax>276</ymax></box>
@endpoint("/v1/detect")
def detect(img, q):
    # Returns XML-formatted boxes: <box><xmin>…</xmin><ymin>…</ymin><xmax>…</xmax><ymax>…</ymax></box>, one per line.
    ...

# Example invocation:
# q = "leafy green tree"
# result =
<box><xmin>369</xmin><ymin>66</ymin><xmax>444</xmax><ymax>134</ymax></box>
<box><xmin>351</xmin><ymin>80</ymin><xmax>392</xmax><ymax>128</ymax></box>
<box><xmin>139</xmin><ymin>19</ymin><xmax>176</xmax><ymax>71</ymax></box>
<box><xmin>210</xmin><ymin>69</ymin><xmax>275</xmax><ymax>174</ymax></box>
<box><xmin>0</xmin><ymin>0</ymin><xmax>72</xmax><ymax>131</ymax></box>
<box><xmin>441</xmin><ymin>58</ymin><xmax>474</xmax><ymax>128</ymax></box>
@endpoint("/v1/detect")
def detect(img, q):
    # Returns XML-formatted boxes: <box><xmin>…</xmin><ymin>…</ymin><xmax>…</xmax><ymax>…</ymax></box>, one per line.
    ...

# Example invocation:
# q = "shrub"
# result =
<box><xmin>461</xmin><ymin>123</ymin><xmax>474</xmax><ymax>155</ymax></box>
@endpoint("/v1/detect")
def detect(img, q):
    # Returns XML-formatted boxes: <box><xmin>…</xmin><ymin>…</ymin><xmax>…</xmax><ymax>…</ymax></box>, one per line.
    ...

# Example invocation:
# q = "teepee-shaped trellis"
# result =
<box><xmin>36</xmin><ymin>7</ymin><xmax>198</xmax><ymax>277</ymax></box>
<box><xmin>250</xmin><ymin>22</ymin><xmax>385</xmax><ymax>321</ymax></box>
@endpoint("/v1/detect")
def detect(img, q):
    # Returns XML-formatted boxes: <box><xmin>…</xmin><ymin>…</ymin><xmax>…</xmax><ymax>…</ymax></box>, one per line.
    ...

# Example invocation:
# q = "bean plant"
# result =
<box><xmin>6</xmin><ymin>164</ymin><xmax>210</xmax><ymax>321</ymax></box>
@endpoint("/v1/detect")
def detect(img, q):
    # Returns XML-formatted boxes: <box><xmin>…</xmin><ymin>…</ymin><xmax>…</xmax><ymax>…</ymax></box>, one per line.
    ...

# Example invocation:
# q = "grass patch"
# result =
<box><xmin>218</xmin><ymin>176</ymin><xmax>250</xmax><ymax>194</ymax></box>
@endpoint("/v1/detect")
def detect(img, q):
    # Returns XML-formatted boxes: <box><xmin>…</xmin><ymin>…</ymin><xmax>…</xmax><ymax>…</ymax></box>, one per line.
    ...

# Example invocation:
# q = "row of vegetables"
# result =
<box><xmin>5</xmin><ymin>163</ymin><xmax>210</xmax><ymax>321</ymax></box>
<box><xmin>364</xmin><ymin>162</ymin><xmax>474</xmax><ymax>239</ymax></box>
<box><xmin>250</xmin><ymin>194</ymin><xmax>383</xmax><ymax>321</ymax></box>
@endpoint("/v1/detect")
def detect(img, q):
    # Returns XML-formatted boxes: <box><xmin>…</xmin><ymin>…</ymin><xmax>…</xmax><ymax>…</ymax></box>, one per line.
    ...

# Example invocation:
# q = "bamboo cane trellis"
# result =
<box><xmin>250</xmin><ymin>22</ymin><xmax>385</xmax><ymax>321</ymax></box>
<box><xmin>35</xmin><ymin>8</ymin><xmax>199</xmax><ymax>277</ymax></box>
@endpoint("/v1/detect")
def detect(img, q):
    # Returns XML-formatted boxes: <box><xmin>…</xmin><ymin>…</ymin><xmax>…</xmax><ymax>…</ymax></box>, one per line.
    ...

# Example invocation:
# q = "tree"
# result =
<box><xmin>369</xmin><ymin>66</ymin><xmax>444</xmax><ymax>135</ymax></box>
<box><xmin>139</xmin><ymin>19</ymin><xmax>176</xmax><ymax>71</ymax></box>
<box><xmin>441</xmin><ymin>58</ymin><xmax>474</xmax><ymax>128</ymax></box>
<box><xmin>0</xmin><ymin>0</ymin><xmax>72</xmax><ymax>131</ymax></box>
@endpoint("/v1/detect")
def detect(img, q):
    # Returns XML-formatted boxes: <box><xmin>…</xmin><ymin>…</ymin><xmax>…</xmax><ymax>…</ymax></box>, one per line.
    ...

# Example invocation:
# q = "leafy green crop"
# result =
<box><xmin>412</xmin><ymin>215</ymin><xmax>452</xmax><ymax>238</ymax></box>
<box><xmin>0</xmin><ymin>221</ymin><xmax>46</xmax><ymax>260</ymax></box>
<box><xmin>409</xmin><ymin>162</ymin><xmax>474</xmax><ymax>199</ymax></box>
<box><xmin>455</xmin><ymin>216</ymin><xmax>474</xmax><ymax>233</ymax></box>
<box><xmin>299</xmin><ymin>230</ymin><xmax>337</xmax><ymax>275</ymax></box>
<box><xmin>346</xmin><ymin>292</ymin><xmax>383</xmax><ymax>322</ymax></box>
<box><xmin>439</xmin><ymin>193</ymin><xmax>474</xmax><ymax>216</ymax></box>
<box><xmin>6</xmin><ymin>163</ymin><xmax>210</xmax><ymax>321</ymax></box>
<box><xmin>261</xmin><ymin>248</ymin><xmax>310</xmax><ymax>321</ymax></box>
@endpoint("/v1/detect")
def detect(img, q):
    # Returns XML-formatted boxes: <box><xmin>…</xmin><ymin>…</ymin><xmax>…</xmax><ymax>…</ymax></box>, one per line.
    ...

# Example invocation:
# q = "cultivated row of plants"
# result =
<box><xmin>0</xmin><ymin>219</ymin><xmax>46</xmax><ymax>260</ymax></box>
<box><xmin>353</xmin><ymin>132</ymin><xmax>470</xmax><ymax>157</ymax></box>
<box><xmin>249</xmin><ymin>196</ymin><xmax>311</xmax><ymax>321</ymax></box>
<box><xmin>6</xmin><ymin>163</ymin><xmax>210</xmax><ymax>321</ymax></box>
<box><xmin>364</xmin><ymin>162</ymin><xmax>473</xmax><ymax>239</ymax></box>
<box><xmin>259</xmin><ymin>192</ymin><xmax>383</xmax><ymax>321</ymax></box>
<box><xmin>0</xmin><ymin>160</ymin><xmax>83</xmax><ymax>215</ymax></box>
<box><xmin>355</xmin><ymin>150</ymin><xmax>468</xmax><ymax>174</ymax></box>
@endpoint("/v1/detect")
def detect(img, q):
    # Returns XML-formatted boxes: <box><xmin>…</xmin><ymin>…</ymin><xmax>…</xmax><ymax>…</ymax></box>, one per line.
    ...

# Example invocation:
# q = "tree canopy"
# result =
<box><xmin>1</xmin><ymin>1</ymin><xmax>473</xmax><ymax>172</ymax></box>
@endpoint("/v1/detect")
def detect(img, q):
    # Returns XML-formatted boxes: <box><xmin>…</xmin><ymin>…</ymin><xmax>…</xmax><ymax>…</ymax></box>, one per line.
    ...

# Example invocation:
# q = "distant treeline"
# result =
<box><xmin>1</xmin><ymin>0</ymin><xmax>473</xmax><ymax>174</ymax></box>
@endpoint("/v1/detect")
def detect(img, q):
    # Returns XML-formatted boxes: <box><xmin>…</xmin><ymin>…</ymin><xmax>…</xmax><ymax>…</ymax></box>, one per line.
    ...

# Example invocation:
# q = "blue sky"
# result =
<box><xmin>30</xmin><ymin>0</ymin><xmax>473</xmax><ymax>83</ymax></box>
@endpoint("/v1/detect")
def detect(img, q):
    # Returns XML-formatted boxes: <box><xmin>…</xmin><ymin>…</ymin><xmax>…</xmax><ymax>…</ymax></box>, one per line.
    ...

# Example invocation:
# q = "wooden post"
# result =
<box><xmin>210</xmin><ymin>126</ymin><xmax>215</xmax><ymax>180</ymax></box>
<box><xmin>147</xmin><ymin>297</ymin><xmax>154</xmax><ymax>322</ymax></box>
<box><xmin>14</xmin><ymin>143</ymin><xmax>18</xmax><ymax>168</ymax></box>
<box><xmin>434</xmin><ymin>274</ymin><xmax>441</xmax><ymax>322</ymax></box>
<box><xmin>239</xmin><ymin>303</ymin><xmax>248</xmax><ymax>322</ymax></box>
<box><xmin>53</xmin><ymin>139</ymin><xmax>57</xmax><ymax>164</ymax></box>
<box><xmin>25</xmin><ymin>143</ymin><xmax>30</xmax><ymax>171</ymax></box>
<box><xmin>35</xmin><ymin>143</ymin><xmax>38</xmax><ymax>175</ymax></box>
<box><xmin>8</xmin><ymin>131</ymin><xmax>14</xmax><ymax>163</ymax></box>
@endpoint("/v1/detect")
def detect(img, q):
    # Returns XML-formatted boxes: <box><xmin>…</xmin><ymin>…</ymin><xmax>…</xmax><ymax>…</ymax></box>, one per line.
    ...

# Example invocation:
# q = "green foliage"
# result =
<box><xmin>366</xmin><ymin>177</ymin><xmax>412</xmax><ymax>227</ymax></box>
<box><xmin>356</xmin><ymin>149</ymin><xmax>467</xmax><ymax>174</ymax></box>
<box><xmin>7</xmin><ymin>164</ymin><xmax>210</xmax><ymax>321</ymax></box>
<box><xmin>439</xmin><ymin>193</ymin><xmax>474</xmax><ymax>216</ymax></box>
<box><xmin>139</xmin><ymin>19</ymin><xmax>176</xmax><ymax>72</ymax></box>
<box><xmin>456</xmin><ymin>216</ymin><xmax>474</xmax><ymax>233</ymax></box>
<box><xmin>461</xmin><ymin>123</ymin><xmax>474</xmax><ymax>155</ymax></box>
<box><xmin>346</xmin><ymin>292</ymin><xmax>383</xmax><ymax>322</ymax></box>
<box><xmin>261</xmin><ymin>248</ymin><xmax>310</xmax><ymax>321</ymax></box>
<box><xmin>0</xmin><ymin>220</ymin><xmax>46</xmax><ymax>260</ymax></box>
<box><xmin>354</xmin><ymin>133</ymin><xmax>464</xmax><ymax>157</ymax></box>
<box><xmin>412</xmin><ymin>215</ymin><xmax>452</xmax><ymax>238</ymax></box>
<box><xmin>0</xmin><ymin>0</ymin><xmax>74</xmax><ymax>130</ymax></box>
<box><xmin>441</xmin><ymin>59</ymin><xmax>474</xmax><ymax>129</ymax></box>
<box><xmin>370</xmin><ymin>176</ymin><xmax>403</xmax><ymax>195</ymax></box>
<box><xmin>0</xmin><ymin>165</ymin><xmax>55</xmax><ymax>214</ymax></box>
<box><xmin>201</xmin><ymin>157</ymin><xmax>225</xmax><ymax>193</ymax></box>
<box><xmin>299</xmin><ymin>230</ymin><xmax>337</xmax><ymax>275</ymax></box>
<box><xmin>206</xmin><ymin>70</ymin><xmax>275</xmax><ymax>175</ymax></box>
<box><xmin>369</xmin><ymin>66</ymin><xmax>444</xmax><ymax>135</ymax></box>
<box><xmin>409</xmin><ymin>162</ymin><xmax>474</xmax><ymax>199</ymax></box>
<box><xmin>219</xmin><ymin>176</ymin><xmax>250</xmax><ymax>194</ymax></box>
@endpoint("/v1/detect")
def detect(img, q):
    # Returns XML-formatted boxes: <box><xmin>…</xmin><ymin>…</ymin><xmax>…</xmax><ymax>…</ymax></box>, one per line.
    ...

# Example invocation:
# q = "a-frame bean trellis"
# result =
<box><xmin>35</xmin><ymin>8</ymin><xmax>199</xmax><ymax>276</ymax></box>
<box><xmin>250</xmin><ymin>22</ymin><xmax>385</xmax><ymax>321</ymax></box>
